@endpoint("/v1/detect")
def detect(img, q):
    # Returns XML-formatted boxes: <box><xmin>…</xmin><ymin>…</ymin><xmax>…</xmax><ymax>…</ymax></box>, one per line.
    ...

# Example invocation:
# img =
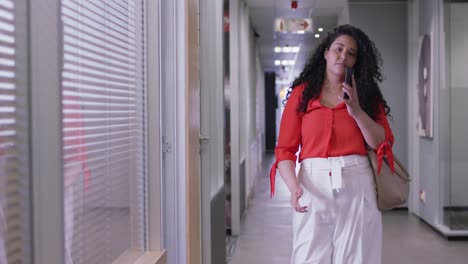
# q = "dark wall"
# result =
<box><xmin>211</xmin><ymin>188</ymin><xmax>226</xmax><ymax>264</ymax></box>
<box><xmin>239</xmin><ymin>159</ymin><xmax>245</xmax><ymax>219</ymax></box>
<box><xmin>264</xmin><ymin>72</ymin><xmax>276</xmax><ymax>152</ymax></box>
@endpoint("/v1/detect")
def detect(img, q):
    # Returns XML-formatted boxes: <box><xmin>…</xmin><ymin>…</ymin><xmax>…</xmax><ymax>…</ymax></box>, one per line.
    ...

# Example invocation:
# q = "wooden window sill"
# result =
<box><xmin>113</xmin><ymin>250</ymin><xmax>167</xmax><ymax>264</ymax></box>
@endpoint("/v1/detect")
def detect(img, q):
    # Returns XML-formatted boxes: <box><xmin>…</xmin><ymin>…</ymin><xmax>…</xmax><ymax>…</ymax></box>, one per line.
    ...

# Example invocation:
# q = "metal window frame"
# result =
<box><xmin>146</xmin><ymin>0</ymin><xmax>163</xmax><ymax>251</ymax></box>
<box><xmin>160</xmin><ymin>0</ymin><xmax>189</xmax><ymax>263</ymax></box>
<box><xmin>29</xmin><ymin>0</ymin><xmax>65</xmax><ymax>263</ymax></box>
<box><xmin>5</xmin><ymin>0</ymin><xmax>33</xmax><ymax>262</ymax></box>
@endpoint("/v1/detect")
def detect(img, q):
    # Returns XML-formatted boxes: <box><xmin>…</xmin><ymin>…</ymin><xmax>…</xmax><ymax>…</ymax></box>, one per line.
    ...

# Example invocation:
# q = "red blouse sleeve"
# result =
<box><xmin>374</xmin><ymin>103</ymin><xmax>396</xmax><ymax>173</ymax></box>
<box><xmin>269</xmin><ymin>85</ymin><xmax>304</xmax><ymax>197</ymax></box>
<box><xmin>374</xmin><ymin>103</ymin><xmax>394</xmax><ymax>146</ymax></box>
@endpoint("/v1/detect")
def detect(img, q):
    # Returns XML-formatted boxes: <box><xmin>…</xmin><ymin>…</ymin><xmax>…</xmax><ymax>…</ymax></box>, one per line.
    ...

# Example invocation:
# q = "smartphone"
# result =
<box><xmin>344</xmin><ymin>67</ymin><xmax>353</xmax><ymax>100</ymax></box>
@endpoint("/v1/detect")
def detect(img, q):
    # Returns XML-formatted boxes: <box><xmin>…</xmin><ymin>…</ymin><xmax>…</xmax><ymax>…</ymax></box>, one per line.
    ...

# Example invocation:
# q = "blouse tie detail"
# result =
<box><xmin>376</xmin><ymin>141</ymin><xmax>394</xmax><ymax>174</ymax></box>
<box><xmin>270</xmin><ymin>160</ymin><xmax>279</xmax><ymax>198</ymax></box>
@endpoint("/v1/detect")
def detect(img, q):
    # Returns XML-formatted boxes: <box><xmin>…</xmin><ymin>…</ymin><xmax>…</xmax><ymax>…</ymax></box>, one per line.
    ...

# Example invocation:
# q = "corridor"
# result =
<box><xmin>4</xmin><ymin>0</ymin><xmax>468</xmax><ymax>263</ymax></box>
<box><xmin>228</xmin><ymin>155</ymin><xmax>468</xmax><ymax>264</ymax></box>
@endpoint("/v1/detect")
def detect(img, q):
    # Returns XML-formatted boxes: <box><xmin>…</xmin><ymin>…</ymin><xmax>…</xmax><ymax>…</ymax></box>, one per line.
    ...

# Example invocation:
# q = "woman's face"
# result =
<box><xmin>324</xmin><ymin>34</ymin><xmax>358</xmax><ymax>78</ymax></box>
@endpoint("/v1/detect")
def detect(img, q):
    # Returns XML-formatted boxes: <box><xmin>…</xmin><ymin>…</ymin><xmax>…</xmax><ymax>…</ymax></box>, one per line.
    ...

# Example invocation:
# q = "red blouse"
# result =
<box><xmin>270</xmin><ymin>84</ymin><xmax>394</xmax><ymax>196</ymax></box>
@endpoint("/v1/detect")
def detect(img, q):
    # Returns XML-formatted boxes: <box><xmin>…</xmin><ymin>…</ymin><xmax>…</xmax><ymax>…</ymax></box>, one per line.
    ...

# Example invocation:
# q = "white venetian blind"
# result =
<box><xmin>0</xmin><ymin>0</ymin><xmax>30</xmax><ymax>263</ymax></box>
<box><xmin>61</xmin><ymin>0</ymin><xmax>146</xmax><ymax>263</ymax></box>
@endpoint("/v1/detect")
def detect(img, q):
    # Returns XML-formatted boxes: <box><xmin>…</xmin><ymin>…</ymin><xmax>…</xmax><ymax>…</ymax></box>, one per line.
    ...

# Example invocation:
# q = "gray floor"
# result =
<box><xmin>229</xmin><ymin>155</ymin><xmax>468</xmax><ymax>264</ymax></box>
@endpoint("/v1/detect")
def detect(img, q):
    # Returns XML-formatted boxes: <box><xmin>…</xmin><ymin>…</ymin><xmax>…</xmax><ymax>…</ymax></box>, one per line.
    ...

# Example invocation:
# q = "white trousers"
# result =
<box><xmin>291</xmin><ymin>155</ymin><xmax>382</xmax><ymax>264</ymax></box>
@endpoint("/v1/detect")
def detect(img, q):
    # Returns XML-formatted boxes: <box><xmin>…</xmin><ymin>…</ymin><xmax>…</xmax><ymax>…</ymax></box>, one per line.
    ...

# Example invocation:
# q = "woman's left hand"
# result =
<box><xmin>339</xmin><ymin>75</ymin><xmax>364</xmax><ymax>118</ymax></box>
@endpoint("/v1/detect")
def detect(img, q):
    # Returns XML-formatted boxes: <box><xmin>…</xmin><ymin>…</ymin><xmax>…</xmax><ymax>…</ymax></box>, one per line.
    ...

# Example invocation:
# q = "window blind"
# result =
<box><xmin>0</xmin><ymin>0</ymin><xmax>30</xmax><ymax>263</ymax></box>
<box><xmin>61</xmin><ymin>0</ymin><xmax>146</xmax><ymax>263</ymax></box>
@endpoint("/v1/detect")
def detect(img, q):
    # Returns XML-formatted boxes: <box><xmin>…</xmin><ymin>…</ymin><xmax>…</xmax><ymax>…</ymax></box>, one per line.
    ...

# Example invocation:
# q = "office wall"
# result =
<box><xmin>239</xmin><ymin>1</ymin><xmax>249</xmax><ymax>217</ymax></box>
<box><xmin>351</xmin><ymin>0</ymin><xmax>459</xmax><ymax>226</ymax></box>
<box><xmin>405</xmin><ymin>0</ymin><xmax>444</xmax><ymax>226</ymax></box>
<box><xmin>239</xmin><ymin>1</ymin><xmax>248</xmax><ymax>161</ymax></box>
<box><xmin>229</xmin><ymin>0</ymin><xmax>265</xmax><ymax>234</ymax></box>
<box><xmin>256</xmin><ymin>51</ymin><xmax>266</xmax><ymax>162</ymax></box>
<box><xmin>239</xmin><ymin>1</ymin><xmax>265</xmax><ymax>207</ymax></box>
<box><xmin>245</xmin><ymin>21</ymin><xmax>257</xmax><ymax>203</ymax></box>
<box><xmin>229</xmin><ymin>0</ymin><xmax>241</xmax><ymax>235</ymax></box>
<box><xmin>416</xmin><ymin>0</ymin><xmax>445</xmax><ymax>226</ymax></box>
<box><xmin>350</xmin><ymin>2</ymin><xmax>409</xmax><ymax>169</ymax></box>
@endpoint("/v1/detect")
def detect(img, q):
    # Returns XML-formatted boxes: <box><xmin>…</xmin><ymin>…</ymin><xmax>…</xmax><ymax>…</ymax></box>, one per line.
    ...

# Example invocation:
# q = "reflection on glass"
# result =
<box><xmin>442</xmin><ymin>0</ymin><xmax>468</xmax><ymax>231</ymax></box>
<box><xmin>224</xmin><ymin>0</ymin><xmax>232</xmax><ymax>233</ymax></box>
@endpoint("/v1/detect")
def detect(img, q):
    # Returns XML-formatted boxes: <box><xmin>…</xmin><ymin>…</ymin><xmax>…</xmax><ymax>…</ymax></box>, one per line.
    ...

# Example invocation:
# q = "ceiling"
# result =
<box><xmin>244</xmin><ymin>0</ymin><xmax>347</xmax><ymax>84</ymax></box>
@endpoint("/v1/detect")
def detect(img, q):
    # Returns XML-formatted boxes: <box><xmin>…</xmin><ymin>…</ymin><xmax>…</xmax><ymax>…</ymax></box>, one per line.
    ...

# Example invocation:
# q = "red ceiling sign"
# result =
<box><xmin>291</xmin><ymin>1</ymin><xmax>298</xmax><ymax>9</ymax></box>
<box><xmin>224</xmin><ymin>10</ymin><xmax>230</xmax><ymax>32</ymax></box>
<box><xmin>275</xmin><ymin>18</ymin><xmax>312</xmax><ymax>33</ymax></box>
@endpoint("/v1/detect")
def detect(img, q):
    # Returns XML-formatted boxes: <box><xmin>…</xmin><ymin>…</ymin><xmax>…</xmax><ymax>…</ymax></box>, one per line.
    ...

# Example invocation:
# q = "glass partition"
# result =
<box><xmin>441</xmin><ymin>0</ymin><xmax>468</xmax><ymax>231</ymax></box>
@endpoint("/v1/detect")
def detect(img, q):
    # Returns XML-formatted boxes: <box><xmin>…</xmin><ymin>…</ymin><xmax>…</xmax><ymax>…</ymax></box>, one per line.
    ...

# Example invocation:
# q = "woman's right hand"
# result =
<box><xmin>291</xmin><ymin>186</ymin><xmax>308</xmax><ymax>213</ymax></box>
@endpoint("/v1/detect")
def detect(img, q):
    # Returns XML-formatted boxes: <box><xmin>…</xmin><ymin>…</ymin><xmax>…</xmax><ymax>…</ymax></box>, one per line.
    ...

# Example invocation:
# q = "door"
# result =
<box><xmin>200</xmin><ymin>0</ymin><xmax>226</xmax><ymax>263</ymax></box>
<box><xmin>186</xmin><ymin>0</ymin><xmax>202</xmax><ymax>263</ymax></box>
<box><xmin>161</xmin><ymin>0</ymin><xmax>204</xmax><ymax>263</ymax></box>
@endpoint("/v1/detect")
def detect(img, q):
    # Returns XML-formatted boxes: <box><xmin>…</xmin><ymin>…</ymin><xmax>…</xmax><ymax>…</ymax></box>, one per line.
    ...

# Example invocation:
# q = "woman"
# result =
<box><xmin>270</xmin><ymin>24</ymin><xmax>394</xmax><ymax>264</ymax></box>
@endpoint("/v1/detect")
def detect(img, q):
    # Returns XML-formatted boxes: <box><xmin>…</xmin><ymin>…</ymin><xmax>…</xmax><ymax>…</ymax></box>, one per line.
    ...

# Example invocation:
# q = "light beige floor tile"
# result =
<box><xmin>229</xmin><ymin>155</ymin><xmax>468</xmax><ymax>264</ymax></box>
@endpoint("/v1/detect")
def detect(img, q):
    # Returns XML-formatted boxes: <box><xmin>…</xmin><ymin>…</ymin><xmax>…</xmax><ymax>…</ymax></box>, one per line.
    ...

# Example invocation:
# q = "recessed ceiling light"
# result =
<box><xmin>283</xmin><ymin>46</ymin><xmax>291</xmax><ymax>53</ymax></box>
<box><xmin>291</xmin><ymin>46</ymin><xmax>300</xmax><ymax>53</ymax></box>
<box><xmin>297</xmin><ymin>30</ymin><xmax>305</xmax><ymax>34</ymax></box>
<box><xmin>318</xmin><ymin>28</ymin><xmax>323</xmax><ymax>32</ymax></box>
<box><xmin>315</xmin><ymin>34</ymin><xmax>320</xmax><ymax>38</ymax></box>
<box><xmin>281</xmin><ymin>60</ymin><xmax>288</xmax><ymax>65</ymax></box>
<box><xmin>274</xmin><ymin>47</ymin><xmax>282</xmax><ymax>53</ymax></box>
<box><xmin>274</xmin><ymin>60</ymin><xmax>281</xmax><ymax>66</ymax></box>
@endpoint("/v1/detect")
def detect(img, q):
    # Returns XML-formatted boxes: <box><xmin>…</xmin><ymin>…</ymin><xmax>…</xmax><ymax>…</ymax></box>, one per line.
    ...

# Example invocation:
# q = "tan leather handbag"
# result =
<box><xmin>367</xmin><ymin>143</ymin><xmax>411</xmax><ymax>211</ymax></box>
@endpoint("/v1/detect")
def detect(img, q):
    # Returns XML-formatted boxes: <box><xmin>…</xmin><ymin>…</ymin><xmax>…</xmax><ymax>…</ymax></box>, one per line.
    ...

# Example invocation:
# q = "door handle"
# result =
<box><xmin>199</xmin><ymin>135</ymin><xmax>210</xmax><ymax>142</ymax></box>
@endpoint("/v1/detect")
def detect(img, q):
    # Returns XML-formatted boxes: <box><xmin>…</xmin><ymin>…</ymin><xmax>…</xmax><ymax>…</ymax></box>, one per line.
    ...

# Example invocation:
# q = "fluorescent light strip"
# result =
<box><xmin>274</xmin><ymin>46</ymin><xmax>300</xmax><ymax>53</ymax></box>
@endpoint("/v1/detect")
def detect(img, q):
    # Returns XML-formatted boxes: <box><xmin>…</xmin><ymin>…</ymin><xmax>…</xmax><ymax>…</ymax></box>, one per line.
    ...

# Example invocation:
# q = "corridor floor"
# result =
<box><xmin>228</xmin><ymin>155</ymin><xmax>468</xmax><ymax>264</ymax></box>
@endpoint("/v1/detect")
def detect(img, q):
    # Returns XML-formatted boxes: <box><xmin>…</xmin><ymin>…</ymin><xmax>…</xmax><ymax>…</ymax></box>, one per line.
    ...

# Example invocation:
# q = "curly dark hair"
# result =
<box><xmin>288</xmin><ymin>24</ymin><xmax>390</xmax><ymax>119</ymax></box>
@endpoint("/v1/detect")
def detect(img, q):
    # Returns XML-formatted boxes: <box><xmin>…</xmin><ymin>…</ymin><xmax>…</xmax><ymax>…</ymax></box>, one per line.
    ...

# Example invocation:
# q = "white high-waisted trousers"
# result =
<box><xmin>291</xmin><ymin>155</ymin><xmax>381</xmax><ymax>264</ymax></box>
